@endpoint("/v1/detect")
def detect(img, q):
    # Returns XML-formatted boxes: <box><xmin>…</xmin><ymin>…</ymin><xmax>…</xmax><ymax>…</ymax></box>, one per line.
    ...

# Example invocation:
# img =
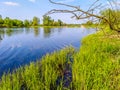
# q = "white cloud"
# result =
<box><xmin>106</xmin><ymin>0</ymin><xmax>120</xmax><ymax>9</ymax></box>
<box><xmin>113</xmin><ymin>1</ymin><xmax>120</xmax><ymax>5</ymax></box>
<box><xmin>58</xmin><ymin>0</ymin><xmax>75</xmax><ymax>3</ymax></box>
<box><xmin>29</xmin><ymin>0</ymin><xmax>36</xmax><ymax>3</ymax></box>
<box><xmin>107</xmin><ymin>1</ymin><xmax>120</xmax><ymax>5</ymax></box>
<box><xmin>2</xmin><ymin>2</ymin><xmax>19</xmax><ymax>6</ymax></box>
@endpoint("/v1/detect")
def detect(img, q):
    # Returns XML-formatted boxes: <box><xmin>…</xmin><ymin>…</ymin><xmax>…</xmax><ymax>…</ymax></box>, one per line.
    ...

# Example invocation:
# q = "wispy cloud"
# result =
<box><xmin>106</xmin><ymin>0</ymin><xmax>120</xmax><ymax>9</ymax></box>
<box><xmin>28</xmin><ymin>0</ymin><xmax>36</xmax><ymax>3</ymax></box>
<box><xmin>58</xmin><ymin>0</ymin><xmax>75</xmax><ymax>3</ymax></box>
<box><xmin>107</xmin><ymin>0</ymin><xmax>120</xmax><ymax>5</ymax></box>
<box><xmin>113</xmin><ymin>1</ymin><xmax>120</xmax><ymax>5</ymax></box>
<box><xmin>2</xmin><ymin>2</ymin><xmax>19</xmax><ymax>6</ymax></box>
<box><xmin>2</xmin><ymin>1</ymin><xmax>19</xmax><ymax>6</ymax></box>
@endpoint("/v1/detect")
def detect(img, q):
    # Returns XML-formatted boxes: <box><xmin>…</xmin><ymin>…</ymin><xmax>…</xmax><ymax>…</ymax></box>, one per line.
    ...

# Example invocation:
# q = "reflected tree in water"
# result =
<box><xmin>6</xmin><ymin>29</ymin><xmax>13</xmax><ymax>36</ymax></box>
<box><xmin>25</xmin><ymin>28</ymin><xmax>32</xmax><ymax>34</ymax></box>
<box><xmin>43</xmin><ymin>27</ymin><xmax>52</xmax><ymax>38</ymax></box>
<box><xmin>0</xmin><ymin>30</ymin><xmax>5</xmax><ymax>42</ymax></box>
<box><xmin>0</xmin><ymin>29</ymin><xmax>5</xmax><ymax>46</ymax></box>
<box><xmin>33</xmin><ymin>27</ymin><xmax>40</xmax><ymax>36</ymax></box>
<box><xmin>5</xmin><ymin>28</ymin><xmax>24</xmax><ymax>37</ymax></box>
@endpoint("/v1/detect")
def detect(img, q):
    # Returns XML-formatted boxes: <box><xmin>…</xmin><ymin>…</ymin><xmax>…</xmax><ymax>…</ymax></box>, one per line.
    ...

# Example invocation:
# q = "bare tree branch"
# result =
<box><xmin>45</xmin><ymin>0</ymin><xmax>120</xmax><ymax>32</ymax></box>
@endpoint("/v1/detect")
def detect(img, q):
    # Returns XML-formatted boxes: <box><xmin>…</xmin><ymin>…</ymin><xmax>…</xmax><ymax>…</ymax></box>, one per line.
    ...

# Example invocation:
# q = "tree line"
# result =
<box><xmin>0</xmin><ymin>15</ymin><xmax>40</xmax><ymax>27</ymax></box>
<box><xmin>0</xmin><ymin>15</ymin><xmax>65</xmax><ymax>28</ymax></box>
<box><xmin>1</xmin><ymin>8</ymin><xmax>119</xmax><ymax>28</ymax></box>
<box><xmin>43</xmin><ymin>16</ymin><xmax>65</xmax><ymax>26</ymax></box>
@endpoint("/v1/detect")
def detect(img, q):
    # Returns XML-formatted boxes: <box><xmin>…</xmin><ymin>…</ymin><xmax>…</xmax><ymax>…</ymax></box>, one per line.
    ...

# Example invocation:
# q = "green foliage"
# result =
<box><xmin>0</xmin><ymin>15</ymin><xmax>2</xmax><ymax>19</ymax></box>
<box><xmin>0</xmin><ymin>15</ymin><xmax>3</xmax><ymax>27</ymax></box>
<box><xmin>3</xmin><ymin>17</ymin><xmax>13</xmax><ymax>27</ymax></box>
<box><xmin>43</xmin><ymin>16</ymin><xmax>64</xmax><ymax>26</ymax></box>
<box><xmin>0</xmin><ymin>16</ymin><xmax>24</xmax><ymax>28</ymax></box>
<box><xmin>0</xmin><ymin>15</ymin><xmax>39</xmax><ymax>28</ymax></box>
<box><xmin>24</xmin><ymin>20</ymin><xmax>30</xmax><ymax>27</ymax></box>
<box><xmin>32</xmin><ymin>16</ymin><xmax>40</xmax><ymax>26</ymax></box>
<box><xmin>81</xmin><ymin>21</ymin><xmax>95</xmax><ymax>27</ymax></box>
<box><xmin>100</xmin><ymin>9</ymin><xmax>120</xmax><ymax>26</ymax></box>
<box><xmin>0</xmin><ymin>47</ymin><xmax>75</xmax><ymax>90</ymax></box>
<box><xmin>43</xmin><ymin>16</ymin><xmax>52</xmax><ymax>26</ymax></box>
<box><xmin>58</xmin><ymin>19</ymin><xmax>63</xmax><ymax>26</ymax></box>
<box><xmin>86</xmin><ymin>21</ymin><xmax>93</xmax><ymax>25</ymax></box>
<box><xmin>12</xmin><ymin>19</ymin><xmax>24</xmax><ymax>27</ymax></box>
<box><xmin>0</xmin><ymin>18</ymin><xmax>4</xmax><ymax>27</ymax></box>
<box><xmin>72</xmin><ymin>31</ymin><xmax>120</xmax><ymax>89</ymax></box>
<box><xmin>0</xmin><ymin>15</ymin><xmax>65</xmax><ymax>27</ymax></box>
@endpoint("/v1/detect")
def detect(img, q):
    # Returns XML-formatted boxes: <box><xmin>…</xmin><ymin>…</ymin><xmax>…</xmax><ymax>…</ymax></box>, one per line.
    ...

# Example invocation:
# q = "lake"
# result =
<box><xmin>0</xmin><ymin>27</ymin><xmax>95</xmax><ymax>76</ymax></box>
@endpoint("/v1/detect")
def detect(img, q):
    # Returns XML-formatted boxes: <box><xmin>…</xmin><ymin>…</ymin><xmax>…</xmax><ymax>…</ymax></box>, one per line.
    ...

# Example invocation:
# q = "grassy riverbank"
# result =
<box><xmin>73</xmin><ymin>29</ymin><xmax>120</xmax><ymax>89</ymax></box>
<box><xmin>0</xmin><ymin>29</ymin><xmax>120</xmax><ymax>90</ymax></box>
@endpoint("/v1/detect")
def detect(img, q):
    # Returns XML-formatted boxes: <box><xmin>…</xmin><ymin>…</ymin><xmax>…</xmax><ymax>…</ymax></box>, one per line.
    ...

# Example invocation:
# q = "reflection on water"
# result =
<box><xmin>0</xmin><ymin>28</ymin><xmax>24</xmax><ymax>37</ymax></box>
<box><xmin>34</xmin><ymin>27</ymin><xmax>40</xmax><ymax>36</ymax></box>
<box><xmin>25</xmin><ymin>28</ymin><xmax>32</xmax><ymax>34</ymax></box>
<box><xmin>0</xmin><ymin>27</ymin><xmax>95</xmax><ymax>76</ymax></box>
<box><xmin>0</xmin><ymin>29</ymin><xmax>5</xmax><ymax>42</ymax></box>
<box><xmin>44</xmin><ymin>27</ymin><xmax>51</xmax><ymax>38</ymax></box>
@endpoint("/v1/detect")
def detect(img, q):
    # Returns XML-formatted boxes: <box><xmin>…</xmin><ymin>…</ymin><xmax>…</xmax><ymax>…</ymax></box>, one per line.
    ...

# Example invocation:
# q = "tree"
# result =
<box><xmin>16</xmin><ymin>20</ymin><xmax>24</xmax><ymax>27</ymax></box>
<box><xmin>0</xmin><ymin>15</ymin><xmax>4</xmax><ymax>27</ymax></box>
<box><xmin>53</xmin><ymin>21</ymin><xmax>59</xmax><ymax>26</ymax></box>
<box><xmin>43</xmin><ymin>16</ymin><xmax>64</xmax><ymax>26</ymax></box>
<box><xmin>12</xmin><ymin>19</ymin><xmax>23</xmax><ymax>27</ymax></box>
<box><xmin>3</xmin><ymin>17</ymin><xmax>13</xmax><ymax>27</ymax></box>
<box><xmin>32</xmin><ymin>16</ymin><xmax>40</xmax><ymax>26</ymax></box>
<box><xmin>0</xmin><ymin>15</ymin><xmax>2</xmax><ymax>19</ymax></box>
<box><xmin>24</xmin><ymin>20</ymin><xmax>30</xmax><ymax>27</ymax></box>
<box><xmin>0</xmin><ymin>19</ymin><xmax>3</xmax><ymax>26</ymax></box>
<box><xmin>86</xmin><ymin>21</ymin><xmax>93</xmax><ymax>25</ymax></box>
<box><xmin>100</xmin><ymin>9</ymin><xmax>120</xmax><ymax>26</ymax></box>
<box><xmin>58</xmin><ymin>19</ymin><xmax>63</xmax><ymax>26</ymax></box>
<box><xmin>43</xmin><ymin>16</ymin><xmax>51</xmax><ymax>26</ymax></box>
<box><xmin>45</xmin><ymin>0</ymin><xmax>120</xmax><ymax>32</ymax></box>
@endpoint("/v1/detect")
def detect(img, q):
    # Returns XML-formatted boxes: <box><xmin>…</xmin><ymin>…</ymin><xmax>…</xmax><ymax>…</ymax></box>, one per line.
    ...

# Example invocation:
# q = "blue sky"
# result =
<box><xmin>0</xmin><ymin>0</ymin><xmax>119</xmax><ymax>24</ymax></box>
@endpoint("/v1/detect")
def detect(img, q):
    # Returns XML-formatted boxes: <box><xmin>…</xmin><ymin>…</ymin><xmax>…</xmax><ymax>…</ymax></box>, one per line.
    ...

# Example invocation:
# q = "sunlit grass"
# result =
<box><xmin>72</xmin><ymin>30</ymin><xmax>120</xmax><ymax>89</ymax></box>
<box><xmin>0</xmin><ymin>47</ymin><xmax>75</xmax><ymax>90</ymax></box>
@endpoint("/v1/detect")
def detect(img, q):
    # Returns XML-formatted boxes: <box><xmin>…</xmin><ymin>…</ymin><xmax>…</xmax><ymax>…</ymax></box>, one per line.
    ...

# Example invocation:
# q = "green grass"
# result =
<box><xmin>0</xmin><ymin>47</ymin><xmax>75</xmax><ymax>90</ymax></box>
<box><xmin>0</xmin><ymin>29</ymin><xmax>120</xmax><ymax>90</ymax></box>
<box><xmin>72</xmin><ymin>30</ymin><xmax>120</xmax><ymax>90</ymax></box>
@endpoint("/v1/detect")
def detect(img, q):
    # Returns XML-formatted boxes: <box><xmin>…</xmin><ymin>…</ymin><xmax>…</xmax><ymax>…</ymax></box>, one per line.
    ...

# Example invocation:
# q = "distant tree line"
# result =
<box><xmin>82</xmin><ymin>21</ymin><xmax>94</xmax><ymax>26</ymax></box>
<box><xmin>43</xmin><ymin>16</ymin><xmax>65</xmax><ymax>26</ymax></box>
<box><xmin>0</xmin><ymin>15</ymin><xmax>40</xmax><ymax>28</ymax></box>
<box><xmin>0</xmin><ymin>15</ymin><xmax>66</xmax><ymax>28</ymax></box>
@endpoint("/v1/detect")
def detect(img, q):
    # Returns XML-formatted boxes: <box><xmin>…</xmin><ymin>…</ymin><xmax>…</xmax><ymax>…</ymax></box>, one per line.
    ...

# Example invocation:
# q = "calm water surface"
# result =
<box><xmin>0</xmin><ymin>27</ymin><xmax>95</xmax><ymax>75</ymax></box>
